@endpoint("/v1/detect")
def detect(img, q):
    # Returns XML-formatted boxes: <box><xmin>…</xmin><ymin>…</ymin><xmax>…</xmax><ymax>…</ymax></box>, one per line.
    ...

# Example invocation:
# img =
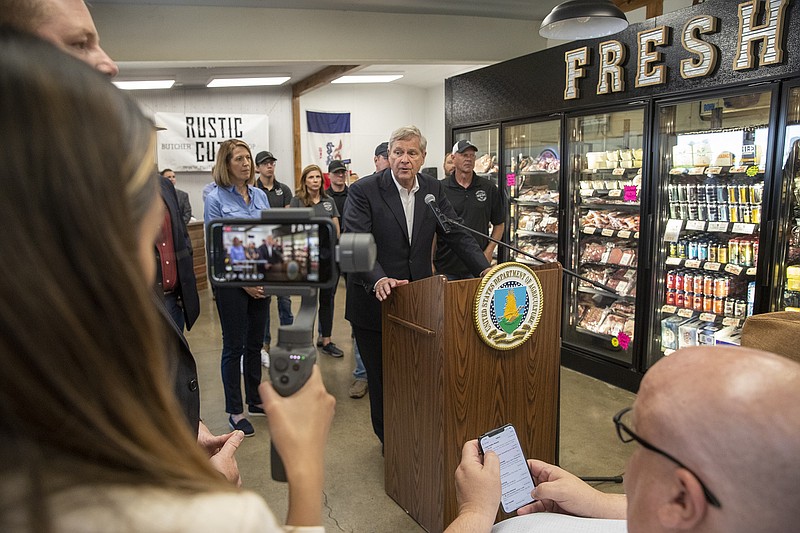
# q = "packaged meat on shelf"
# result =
<box><xmin>575</xmin><ymin>294</ymin><xmax>636</xmax><ymax>340</ymax></box>
<box><xmin>579</xmin><ymin>238</ymin><xmax>639</xmax><ymax>268</ymax></box>
<box><xmin>579</xmin><ymin>210</ymin><xmax>640</xmax><ymax>232</ymax></box>
<box><xmin>517</xmin><ymin>204</ymin><xmax>558</xmax><ymax>234</ymax></box>
<box><xmin>515</xmin><ymin>238</ymin><xmax>558</xmax><ymax>263</ymax></box>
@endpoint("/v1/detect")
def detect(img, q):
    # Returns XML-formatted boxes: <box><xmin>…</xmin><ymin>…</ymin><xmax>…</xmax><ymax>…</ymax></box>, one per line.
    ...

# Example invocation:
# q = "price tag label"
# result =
<box><xmin>689</xmin><ymin>166</ymin><xmax>706</xmax><ymax>175</ymax></box>
<box><xmin>730</xmin><ymin>166</ymin><xmax>748</xmax><ymax>174</ymax></box>
<box><xmin>704</xmin><ymin>262</ymin><xmax>721</xmax><ymax>272</ymax></box>
<box><xmin>666</xmin><ymin>256</ymin><xmax>682</xmax><ymax>265</ymax></box>
<box><xmin>669</xmin><ymin>168</ymin><xmax>685</xmax><ymax>175</ymax></box>
<box><xmin>633</xmin><ymin>231</ymin><xmax>640</xmax><ymax>239</ymax></box>
<box><xmin>618</xmin><ymin>230</ymin><xmax>632</xmax><ymax>239</ymax></box>
<box><xmin>706</xmin><ymin>166</ymin><xmax>722</xmax><ymax>175</ymax></box>
<box><xmin>580</xmin><ymin>189</ymin><xmax>594</xmax><ymax>197</ymax></box>
<box><xmin>685</xmin><ymin>220</ymin><xmax>706</xmax><ymax>231</ymax></box>
<box><xmin>699</xmin><ymin>313</ymin><xmax>717</xmax><ymax>322</ymax></box>
<box><xmin>583</xmin><ymin>226</ymin><xmax>596</xmax><ymax>234</ymax></box>
<box><xmin>506</xmin><ymin>173</ymin><xmax>516</xmax><ymax>187</ymax></box>
<box><xmin>722</xmin><ymin>317</ymin><xmax>742</xmax><ymax>327</ymax></box>
<box><xmin>732</xmin><ymin>223</ymin><xmax>756</xmax><ymax>234</ymax></box>
<box><xmin>685</xmin><ymin>259</ymin><xmax>702</xmax><ymax>268</ymax></box>
<box><xmin>612</xmin><ymin>167</ymin><xmax>626</xmax><ymax>176</ymax></box>
<box><xmin>623</xmin><ymin>185</ymin><xmax>638</xmax><ymax>202</ymax></box>
<box><xmin>678</xmin><ymin>308</ymin><xmax>695</xmax><ymax>318</ymax></box>
<box><xmin>708</xmin><ymin>222</ymin><xmax>729</xmax><ymax>232</ymax></box>
<box><xmin>664</xmin><ymin>218</ymin><xmax>683</xmax><ymax>243</ymax></box>
<box><xmin>746</xmin><ymin>267</ymin><xmax>757</xmax><ymax>276</ymax></box>
<box><xmin>724</xmin><ymin>263</ymin><xmax>743</xmax><ymax>275</ymax></box>
<box><xmin>608</xmin><ymin>189</ymin><xmax>623</xmax><ymax>198</ymax></box>
<box><xmin>661</xmin><ymin>305</ymin><xmax>677</xmax><ymax>314</ymax></box>
<box><xmin>601</xmin><ymin>228</ymin><xmax>615</xmax><ymax>237</ymax></box>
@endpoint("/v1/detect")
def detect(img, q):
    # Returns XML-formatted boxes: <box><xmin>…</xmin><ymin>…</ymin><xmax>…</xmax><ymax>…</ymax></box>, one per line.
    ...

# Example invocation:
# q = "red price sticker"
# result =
<box><xmin>623</xmin><ymin>185</ymin><xmax>638</xmax><ymax>202</ymax></box>
<box><xmin>616</xmin><ymin>332</ymin><xmax>631</xmax><ymax>350</ymax></box>
<box><xmin>506</xmin><ymin>173</ymin><xmax>516</xmax><ymax>186</ymax></box>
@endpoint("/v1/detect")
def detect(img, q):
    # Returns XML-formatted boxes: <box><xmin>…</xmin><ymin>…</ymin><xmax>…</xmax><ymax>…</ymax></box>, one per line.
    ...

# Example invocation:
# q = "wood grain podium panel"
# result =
<box><xmin>383</xmin><ymin>263</ymin><xmax>562</xmax><ymax>532</ymax></box>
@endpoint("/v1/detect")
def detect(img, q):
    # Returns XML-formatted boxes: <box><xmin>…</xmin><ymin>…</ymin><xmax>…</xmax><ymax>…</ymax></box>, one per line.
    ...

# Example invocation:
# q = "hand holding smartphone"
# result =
<box><xmin>478</xmin><ymin>423</ymin><xmax>536</xmax><ymax>513</ymax></box>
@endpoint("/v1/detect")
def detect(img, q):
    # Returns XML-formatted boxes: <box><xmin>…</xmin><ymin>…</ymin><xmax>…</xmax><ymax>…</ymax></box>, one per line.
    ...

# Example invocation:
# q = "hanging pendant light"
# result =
<box><xmin>539</xmin><ymin>0</ymin><xmax>629</xmax><ymax>40</ymax></box>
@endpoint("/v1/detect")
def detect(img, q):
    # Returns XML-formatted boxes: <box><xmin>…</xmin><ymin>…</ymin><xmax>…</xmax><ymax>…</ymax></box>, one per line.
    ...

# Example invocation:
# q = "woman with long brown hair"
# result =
<box><xmin>0</xmin><ymin>27</ymin><xmax>333</xmax><ymax>532</ymax></box>
<box><xmin>290</xmin><ymin>165</ymin><xmax>343</xmax><ymax>357</ymax></box>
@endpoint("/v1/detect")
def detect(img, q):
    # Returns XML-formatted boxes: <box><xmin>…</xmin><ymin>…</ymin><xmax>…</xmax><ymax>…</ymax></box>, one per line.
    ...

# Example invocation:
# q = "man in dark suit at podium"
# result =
<box><xmin>343</xmin><ymin>125</ymin><xmax>491</xmax><ymax>445</ymax></box>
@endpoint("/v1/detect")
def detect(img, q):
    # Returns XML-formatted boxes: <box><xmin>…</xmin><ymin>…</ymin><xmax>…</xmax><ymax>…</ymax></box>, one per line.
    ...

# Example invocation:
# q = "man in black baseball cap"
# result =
<box><xmin>373</xmin><ymin>142</ymin><xmax>389</xmax><ymax>172</ymax></box>
<box><xmin>254</xmin><ymin>150</ymin><xmax>295</xmax><ymax>356</ymax></box>
<box><xmin>452</xmin><ymin>139</ymin><xmax>478</xmax><ymax>154</ymax></box>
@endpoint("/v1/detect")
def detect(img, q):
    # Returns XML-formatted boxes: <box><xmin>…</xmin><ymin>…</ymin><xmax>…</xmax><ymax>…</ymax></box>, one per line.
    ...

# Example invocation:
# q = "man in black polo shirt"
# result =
<box><xmin>434</xmin><ymin>140</ymin><xmax>505</xmax><ymax>280</ymax></box>
<box><xmin>325</xmin><ymin>159</ymin><xmax>349</xmax><ymax>229</ymax></box>
<box><xmin>254</xmin><ymin>150</ymin><xmax>294</xmax><ymax>355</ymax></box>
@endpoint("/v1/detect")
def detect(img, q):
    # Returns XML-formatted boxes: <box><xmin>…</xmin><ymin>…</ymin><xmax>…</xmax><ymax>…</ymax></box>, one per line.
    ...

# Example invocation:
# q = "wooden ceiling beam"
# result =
<box><xmin>613</xmin><ymin>0</ymin><xmax>664</xmax><ymax>19</ymax></box>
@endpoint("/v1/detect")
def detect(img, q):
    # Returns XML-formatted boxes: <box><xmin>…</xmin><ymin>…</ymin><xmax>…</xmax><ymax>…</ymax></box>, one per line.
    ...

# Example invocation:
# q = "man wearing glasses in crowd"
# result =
<box><xmin>445</xmin><ymin>345</ymin><xmax>800</xmax><ymax>533</ymax></box>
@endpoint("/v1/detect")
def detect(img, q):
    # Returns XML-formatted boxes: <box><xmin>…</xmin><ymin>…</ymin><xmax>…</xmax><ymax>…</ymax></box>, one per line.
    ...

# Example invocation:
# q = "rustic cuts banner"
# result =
<box><xmin>155</xmin><ymin>112</ymin><xmax>269</xmax><ymax>172</ymax></box>
<box><xmin>306</xmin><ymin>110</ymin><xmax>351</xmax><ymax>170</ymax></box>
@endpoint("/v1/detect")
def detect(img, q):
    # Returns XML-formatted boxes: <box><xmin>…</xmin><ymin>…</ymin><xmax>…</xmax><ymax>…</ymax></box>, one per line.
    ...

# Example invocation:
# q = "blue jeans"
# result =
<box><xmin>164</xmin><ymin>291</ymin><xmax>184</xmax><ymax>332</ymax></box>
<box><xmin>353</xmin><ymin>337</ymin><xmax>367</xmax><ymax>381</ymax></box>
<box><xmin>215</xmin><ymin>287</ymin><xmax>269</xmax><ymax>415</ymax></box>
<box><xmin>263</xmin><ymin>295</ymin><xmax>294</xmax><ymax>345</ymax></box>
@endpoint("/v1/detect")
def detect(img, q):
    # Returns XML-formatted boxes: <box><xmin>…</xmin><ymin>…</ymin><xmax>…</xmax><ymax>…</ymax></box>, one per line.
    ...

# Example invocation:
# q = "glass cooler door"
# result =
<box><xmin>503</xmin><ymin>119</ymin><xmax>562</xmax><ymax>266</ymax></box>
<box><xmin>650</xmin><ymin>89</ymin><xmax>774</xmax><ymax>365</ymax></box>
<box><xmin>563</xmin><ymin>108</ymin><xmax>645</xmax><ymax>365</ymax></box>
<box><xmin>775</xmin><ymin>86</ymin><xmax>800</xmax><ymax>312</ymax></box>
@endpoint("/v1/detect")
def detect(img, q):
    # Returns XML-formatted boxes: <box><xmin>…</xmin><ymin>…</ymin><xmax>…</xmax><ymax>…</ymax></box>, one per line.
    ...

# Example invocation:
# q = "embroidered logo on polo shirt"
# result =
<box><xmin>324</xmin><ymin>203</ymin><xmax>332</xmax><ymax>212</ymax></box>
<box><xmin>276</xmin><ymin>188</ymin><xmax>283</xmax><ymax>195</ymax></box>
<box><xmin>475</xmin><ymin>190</ymin><xmax>487</xmax><ymax>202</ymax></box>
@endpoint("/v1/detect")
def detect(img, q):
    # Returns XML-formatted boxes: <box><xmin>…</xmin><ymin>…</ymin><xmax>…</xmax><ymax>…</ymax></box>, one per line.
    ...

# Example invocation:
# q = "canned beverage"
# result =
<box><xmin>683</xmin><ymin>272</ymin><xmax>694</xmax><ymax>292</ymax></box>
<box><xmin>688</xmin><ymin>239</ymin><xmax>698</xmax><ymax>260</ymax></box>
<box><xmin>678</xmin><ymin>183</ymin><xmax>688</xmax><ymax>202</ymax></box>
<box><xmin>669</xmin><ymin>202</ymin><xmax>680</xmax><ymax>219</ymax></box>
<box><xmin>714</xmin><ymin>276</ymin><xmax>730</xmax><ymax>298</ymax></box>
<box><xmin>708</xmin><ymin>242</ymin><xmax>717</xmax><ymax>262</ymax></box>
<box><xmin>717</xmin><ymin>243</ymin><xmax>728</xmax><ymax>264</ymax></box>
<box><xmin>728</xmin><ymin>204</ymin><xmax>739</xmax><ymax>223</ymax></box>
<box><xmin>718</xmin><ymin>202</ymin><xmax>729</xmax><ymax>221</ymax></box>
<box><xmin>693</xmin><ymin>293</ymin><xmax>704</xmax><ymax>311</ymax></box>
<box><xmin>706</xmin><ymin>202</ymin><xmax>718</xmax><ymax>221</ymax></box>
<box><xmin>698</xmin><ymin>240</ymin><xmax>709</xmax><ymax>261</ymax></box>
<box><xmin>697</xmin><ymin>182</ymin><xmax>707</xmax><ymax>203</ymax></box>
<box><xmin>677</xmin><ymin>239</ymin><xmax>687</xmax><ymax>259</ymax></box>
<box><xmin>740</xmin><ymin>203</ymin><xmax>751</xmax><ymax>224</ymax></box>
<box><xmin>735</xmin><ymin>299</ymin><xmax>747</xmax><ymax>318</ymax></box>
<box><xmin>668</xmin><ymin>183</ymin><xmax>679</xmax><ymax>202</ymax></box>
<box><xmin>738</xmin><ymin>184</ymin><xmax>750</xmax><ymax>204</ymax></box>
<box><xmin>666</xmin><ymin>289</ymin><xmax>676</xmax><ymax>305</ymax></box>
<box><xmin>686</xmin><ymin>182</ymin><xmax>698</xmax><ymax>202</ymax></box>
<box><xmin>678</xmin><ymin>202</ymin><xmax>689</xmax><ymax>220</ymax></box>
<box><xmin>675</xmin><ymin>270</ymin><xmax>685</xmax><ymax>291</ymax></box>
<box><xmin>703</xmin><ymin>275</ymin><xmax>715</xmax><ymax>297</ymax></box>
<box><xmin>724</xmin><ymin>298</ymin><xmax>735</xmax><ymax>316</ymax></box>
<box><xmin>750</xmin><ymin>203</ymin><xmax>761</xmax><ymax>224</ymax></box>
<box><xmin>705</xmin><ymin>182</ymin><xmax>717</xmax><ymax>203</ymax></box>
<box><xmin>669</xmin><ymin>242</ymin><xmax>678</xmax><ymax>257</ymax></box>
<box><xmin>693</xmin><ymin>274</ymin><xmax>703</xmax><ymax>295</ymax></box>
<box><xmin>676</xmin><ymin>290</ymin><xmax>686</xmax><ymax>308</ymax></box>
<box><xmin>713</xmin><ymin>297</ymin><xmax>725</xmax><ymax>315</ymax></box>
<box><xmin>703</xmin><ymin>295</ymin><xmax>714</xmax><ymax>312</ymax></box>
<box><xmin>716</xmin><ymin>183</ymin><xmax>727</xmax><ymax>203</ymax></box>
<box><xmin>666</xmin><ymin>270</ymin><xmax>676</xmax><ymax>289</ymax></box>
<box><xmin>741</xmin><ymin>240</ymin><xmax>753</xmax><ymax>266</ymax></box>
<box><xmin>752</xmin><ymin>182</ymin><xmax>764</xmax><ymax>203</ymax></box>
<box><xmin>753</xmin><ymin>240</ymin><xmax>759</xmax><ymax>266</ymax></box>
<box><xmin>729</xmin><ymin>238</ymin><xmax>739</xmax><ymax>264</ymax></box>
<box><xmin>728</xmin><ymin>184</ymin><xmax>738</xmax><ymax>204</ymax></box>
<box><xmin>697</xmin><ymin>202</ymin><xmax>708</xmax><ymax>221</ymax></box>
<box><xmin>688</xmin><ymin>202</ymin><xmax>698</xmax><ymax>220</ymax></box>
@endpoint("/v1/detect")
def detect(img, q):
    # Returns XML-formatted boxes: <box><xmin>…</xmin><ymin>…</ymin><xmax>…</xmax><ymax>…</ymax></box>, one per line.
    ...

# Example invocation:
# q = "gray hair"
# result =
<box><xmin>389</xmin><ymin>125</ymin><xmax>427</xmax><ymax>153</ymax></box>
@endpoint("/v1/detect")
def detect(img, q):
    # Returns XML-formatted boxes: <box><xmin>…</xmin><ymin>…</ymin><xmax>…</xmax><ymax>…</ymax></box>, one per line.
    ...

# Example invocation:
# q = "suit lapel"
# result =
<box><xmin>378</xmin><ymin>169</ymin><xmax>409</xmax><ymax>243</ymax></box>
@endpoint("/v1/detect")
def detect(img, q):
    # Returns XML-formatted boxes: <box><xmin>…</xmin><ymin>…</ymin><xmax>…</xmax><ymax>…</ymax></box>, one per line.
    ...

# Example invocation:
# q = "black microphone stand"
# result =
<box><xmin>440</xmin><ymin>214</ymin><xmax>620</xmax><ymax>297</ymax></box>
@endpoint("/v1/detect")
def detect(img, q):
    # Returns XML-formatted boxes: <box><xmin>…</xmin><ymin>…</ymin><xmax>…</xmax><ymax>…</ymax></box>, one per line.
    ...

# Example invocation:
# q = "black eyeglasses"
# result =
<box><xmin>613</xmin><ymin>407</ymin><xmax>721</xmax><ymax>508</ymax></box>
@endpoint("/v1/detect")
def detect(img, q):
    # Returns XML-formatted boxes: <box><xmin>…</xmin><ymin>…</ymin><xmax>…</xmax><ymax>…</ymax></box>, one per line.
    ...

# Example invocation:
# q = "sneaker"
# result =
<box><xmin>248</xmin><ymin>404</ymin><xmax>266</xmax><ymax>417</ymax></box>
<box><xmin>261</xmin><ymin>349</ymin><xmax>270</xmax><ymax>368</ymax></box>
<box><xmin>321</xmin><ymin>342</ymin><xmax>344</xmax><ymax>357</ymax></box>
<box><xmin>349</xmin><ymin>379</ymin><xmax>368</xmax><ymax>398</ymax></box>
<box><xmin>228</xmin><ymin>416</ymin><xmax>254</xmax><ymax>437</ymax></box>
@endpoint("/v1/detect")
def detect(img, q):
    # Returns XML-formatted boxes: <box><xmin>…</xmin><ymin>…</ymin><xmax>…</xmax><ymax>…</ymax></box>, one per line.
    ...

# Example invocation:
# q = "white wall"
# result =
<box><xmin>299</xmin><ymin>83</ymin><xmax>447</xmax><ymax>179</ymax></box>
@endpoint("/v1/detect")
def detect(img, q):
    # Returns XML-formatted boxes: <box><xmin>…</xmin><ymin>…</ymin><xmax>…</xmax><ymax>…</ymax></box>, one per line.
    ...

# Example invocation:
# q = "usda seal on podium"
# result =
<box><xmin>474</xmin><ymin>263</ymin><xmax>543</xmax><ymax>350</ymax></box>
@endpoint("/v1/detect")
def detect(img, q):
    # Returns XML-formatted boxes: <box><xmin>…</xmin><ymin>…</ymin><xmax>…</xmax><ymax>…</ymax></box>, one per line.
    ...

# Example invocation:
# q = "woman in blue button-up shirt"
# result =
<box><xmin>205</xmin><ymin>139</ymin><xmax>270</xmax><ymax>437</ymax></box>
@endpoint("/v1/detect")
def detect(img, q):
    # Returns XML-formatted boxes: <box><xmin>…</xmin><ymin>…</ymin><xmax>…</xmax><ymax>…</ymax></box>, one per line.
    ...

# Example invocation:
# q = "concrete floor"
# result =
<box><xmin>186</xmin><ymin>284</ymin><xmax>636</xmax><ymax>532</ymax></box>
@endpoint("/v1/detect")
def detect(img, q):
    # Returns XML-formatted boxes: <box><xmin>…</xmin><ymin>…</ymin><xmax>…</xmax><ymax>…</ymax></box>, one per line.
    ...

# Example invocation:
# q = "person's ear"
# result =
<box><xmin>656</xmin><ymin>468</ymin><xmax>708</xmax><ymax>529</ymax></box>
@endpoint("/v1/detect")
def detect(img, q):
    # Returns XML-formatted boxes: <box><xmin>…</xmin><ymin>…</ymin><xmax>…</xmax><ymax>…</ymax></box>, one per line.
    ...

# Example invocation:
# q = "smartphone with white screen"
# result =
<box><xmin>478</xmin><ymin>423</ymin><xmax>536</xmax><ymax>513</ymax></box>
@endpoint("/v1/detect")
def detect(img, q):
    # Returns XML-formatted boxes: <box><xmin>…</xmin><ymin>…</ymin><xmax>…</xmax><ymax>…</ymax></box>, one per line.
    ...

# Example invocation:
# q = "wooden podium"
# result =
<box><xmin>382</xmin><ymin>262</ymin><xmax>562</xmax><ymax>533</ymax></box>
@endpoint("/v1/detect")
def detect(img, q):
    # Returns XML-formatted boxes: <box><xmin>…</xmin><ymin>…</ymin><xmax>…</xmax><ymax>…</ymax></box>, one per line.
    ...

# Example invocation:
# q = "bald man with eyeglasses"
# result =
<box><xmin>446</xmin><ymin>345</ymin><xmax>800</xmax><ymax>533</ymax></box>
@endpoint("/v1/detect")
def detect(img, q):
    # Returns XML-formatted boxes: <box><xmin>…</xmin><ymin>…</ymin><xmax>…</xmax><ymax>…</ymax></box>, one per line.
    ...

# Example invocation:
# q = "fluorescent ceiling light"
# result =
<box><xmin>331</xmin><ymin>74</ymin><xmax>403</xmax><ymax>84</ymax></box>
<box><xmin>207</xmin><ymin>76</ymin><xmax>290</xmax><ymax>88</ymax></box>
<box><xmin>112</xmin><ymin>79</ymin><xmax>175</xmax><ymax>90</ymax></box>
<box><xmin>539</xmin><ymin>0</ymin><xmax>628</xmax><ymax>40</ymax></box>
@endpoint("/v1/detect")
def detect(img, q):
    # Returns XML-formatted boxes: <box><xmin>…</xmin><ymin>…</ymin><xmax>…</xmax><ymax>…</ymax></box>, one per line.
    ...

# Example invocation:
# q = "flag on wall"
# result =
<box><xmin>155</xmin><ymin>112</ymin><xmax>269</xmax><ymax>172</ymax></box>
<box><xmin>306</xmin><ymin>111</ymin><xmax>350</xmax><ymax>170</ymax></box>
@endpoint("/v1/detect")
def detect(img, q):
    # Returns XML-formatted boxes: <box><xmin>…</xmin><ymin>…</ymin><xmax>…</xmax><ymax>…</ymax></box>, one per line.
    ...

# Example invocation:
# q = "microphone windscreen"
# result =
<box><xmin>424</xmin><ymin>193</ymin><xmax>436</xmax><ymax>205</ymax></box>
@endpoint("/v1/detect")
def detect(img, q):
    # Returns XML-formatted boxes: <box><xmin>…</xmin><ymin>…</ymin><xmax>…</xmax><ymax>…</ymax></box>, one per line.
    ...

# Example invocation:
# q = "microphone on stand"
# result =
<box><xmin>424</xmin><ymin>193</ymin><xmax>452</xmax><ymax>233</ymax></box>
<box><xmin>425</xmin><ymin>194</ymin><xmax>619</xmax><ymax>297</ymax></box>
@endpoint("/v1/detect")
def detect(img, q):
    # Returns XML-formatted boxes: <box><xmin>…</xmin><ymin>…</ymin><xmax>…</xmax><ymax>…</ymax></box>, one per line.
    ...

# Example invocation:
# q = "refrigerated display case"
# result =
<box><xmin>504</xmin><ymin>119</ymin><xmax>562</xmax><ymax>266</ymax></box>
<box><xmin>453</xmin><ymin>126</ymin><xmax>500</xmax><ymax>183</ymax></box>
<box><xmin>563</xmin><ymin>108</ymin><xmax>645</xmax><ymax>365</ymax></box>
<box><xmin>650</xmin><ymin>90</ymin><xmax>773</xmax><ymax>364</ymax></box>
<box><xmin>775</xmin><ymin>87</ymin><xmax>800</xmax><ymax>312</ymax></box>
